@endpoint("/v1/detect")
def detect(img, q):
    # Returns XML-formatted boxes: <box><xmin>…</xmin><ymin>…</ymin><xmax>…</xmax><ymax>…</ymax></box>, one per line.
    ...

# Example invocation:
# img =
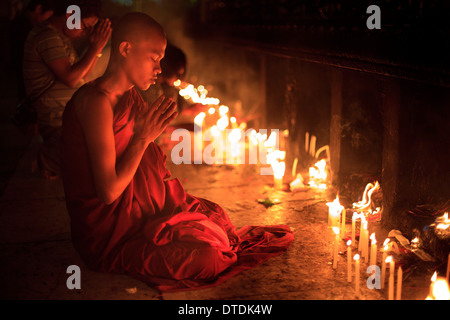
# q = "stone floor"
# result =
<box><xmin>0</xmin><ymin>128</ymin><xmax>437</xmax><ymax>301</ymax></box>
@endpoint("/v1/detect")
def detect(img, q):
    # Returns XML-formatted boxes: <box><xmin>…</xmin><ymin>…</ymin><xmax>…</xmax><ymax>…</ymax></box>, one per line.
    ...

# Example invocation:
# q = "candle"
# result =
<box><xmin>358</xmin><ymin>215</ymin><xmax>365</xmax><ymax>252</ymax></box>
<box><xmin>341</xmin><ymin>208</ymin><xmax>346</xmax><ymax>233</ymax></box>
<box><xmin>332</xmin><ymin>227</ymin><xmax>340</xmax><ymax>269</ymax></box>
<box><xmin>428</xmin><ymin>272</ymin><xmax>437</xmax><ymax>299</ymax></box>
<box><xmin>396</xmin><ymin>266</ymin><xmax>403</xmax><ymax>300</ymax></box>
<box><xmin>352</xmin><ymin>212</ymin><xmax>357</xmax><ymax>245</ymax></box>
<box><xmin>381</xmin><ymin>240</ymin><xmax>389</xmax><ymax>289</ymax></box>
<box><xmin>369</xmin><ymin>233</ymin><xmax>377</xmax><ymax>266</ymax></box>
<box><xmin>347</xmin><ymin>240</ymin><xmax>352</xmax><ymax>282</ymax></box>
<box><xmin>354</xmin><ymin>254</ymin><xmax>360</xmax><ymax>297</ymax></box>
<box><xmin>431</xmin><ymin>277</ymin><xmax>450</xmax><ymax>300</ymax></box>
<box><xmin>327</xmin><ymin>196</ymin><xmax>343</xmax><ymax>228</ymax></box>
<box><xmin>387</xmin><ymin>256</ymin><xmax>395</xmax><ymax>300</ymax></box>
<box><xmin>362</xmin><ymin>220</ymin><xmax>369</xmax><ymax>261</ymax></box>
<box><xmin>446</xmin><ymin>253</ymin><xmax>450</xmax><ymax>282</ymax></box>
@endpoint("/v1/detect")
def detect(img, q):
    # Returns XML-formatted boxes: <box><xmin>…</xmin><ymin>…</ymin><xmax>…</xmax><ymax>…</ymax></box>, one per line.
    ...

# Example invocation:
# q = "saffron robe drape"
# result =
<box><xmin>61</xmin><ymin>84</ymin><xmax>294</xmax><ymax>292</ymax></box>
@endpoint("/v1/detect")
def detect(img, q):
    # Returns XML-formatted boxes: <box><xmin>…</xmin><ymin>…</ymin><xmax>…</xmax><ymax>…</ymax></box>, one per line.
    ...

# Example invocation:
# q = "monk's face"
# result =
<box><xmin>125</xmin><ymin>34</ymin><xmax>167</xmax><ymax>91</ymax></box>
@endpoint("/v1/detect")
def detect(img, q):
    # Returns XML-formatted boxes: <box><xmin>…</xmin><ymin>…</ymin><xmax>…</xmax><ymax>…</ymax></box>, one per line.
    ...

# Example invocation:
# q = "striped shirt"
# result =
<box><xmin>23</xmin><ymin>22</ymin><xmax>83</xmax><ymax>127</ymax></box>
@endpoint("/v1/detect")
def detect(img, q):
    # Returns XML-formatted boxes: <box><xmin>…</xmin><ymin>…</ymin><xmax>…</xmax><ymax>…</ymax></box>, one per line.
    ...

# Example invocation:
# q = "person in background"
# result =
<box><xmin>8</xmin><ymin>0</ymin><xmax>56</xmax><ymax>100</ymax></box>
<box><xmin>23</xmin><ymin>0</ymin><xmax>111</xmax><ymax>180</ymax></box>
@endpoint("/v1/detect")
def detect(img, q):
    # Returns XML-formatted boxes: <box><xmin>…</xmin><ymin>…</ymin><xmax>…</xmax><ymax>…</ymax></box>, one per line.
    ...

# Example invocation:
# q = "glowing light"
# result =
<box><xmin>219</xmin><ymin>105</ymin><xmax>229</xmax><ymax>116</ymax></box>
<box><xmin>194</xmin><ymin>112</ymin><xmax>206</xmax><ymax>126</ymax></box>
<box><xmin>309</xmin><ymin>159</ymin><xmax>327</xmax><ymax>190</ymax></box>
<box><xmin>353</xmin><ymin>181</ymin><xmax>380</xmax><ymax>210</ymax></box>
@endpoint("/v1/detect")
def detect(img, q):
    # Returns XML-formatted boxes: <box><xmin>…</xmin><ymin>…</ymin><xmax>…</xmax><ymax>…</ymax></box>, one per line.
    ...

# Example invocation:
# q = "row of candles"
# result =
<box><xmin>174</xmin><ymin>79</ymin><xmax>333</xmax><ymax>192</ymax></box>
<box><xmin>173</xmin><ymin>79</ymin><xmax>450</xmax><ymax>299</ymax></box>
<box><xmin>328</xmin><ymin>191</ymin><xmax>450</xmax><ymax>299</ymax></box>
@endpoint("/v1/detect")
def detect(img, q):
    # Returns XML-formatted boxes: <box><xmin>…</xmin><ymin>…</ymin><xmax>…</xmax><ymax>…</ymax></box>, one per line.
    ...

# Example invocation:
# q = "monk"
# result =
<box><xmin>61</xmin><ymin>12</ymin><xmax>293</xmax><ymax>293</ymax></box>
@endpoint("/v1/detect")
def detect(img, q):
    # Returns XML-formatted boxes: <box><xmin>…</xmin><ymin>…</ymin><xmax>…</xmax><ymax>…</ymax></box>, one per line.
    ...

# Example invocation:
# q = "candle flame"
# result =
<box><xmin>354</xmin><ymin>254</ymin><xmax>360</xmax><ymax>261</ymax></box>
<box><xmin>219</xmin><ymin>105</ymin><xmax>229</xmax><ymax>116</ymax></box>
<box><xmin>289</xmin><ymin>173</ymin><xmax>304</xmax><ymax>191</ymax></box>
<box><xmin>326</xmin><ymin>196</ymin><xmax>344</xmax><ymax>218</ymax></box>
<box><xmin>208</xmin><ymin>107</ymin><xmax>215</xmax><ymax>115</ymax></box>
<box><xmin>352</xmin><ymin>181</ymin><xmax>380</xmax><ymax>210</ymax></box>
<box><xmin>308</xmin><ymin>159</ymin><xmax>328</xmax><ymax>189</ymax></box>
<box><xmin>431</xmin><ymin>271</ymin><xmax>437</xmax><ymax>282</ymax></box>
<box><xmin>194</xmin><ymin>112</ymin><xmax>206</xmax><ymax>125</ymax></box>
<box><xmin>385</xmin><ymin>256</ymin><xmax>392</xmax><ymax>263</ymax></box>
<box><xmin>347</xmin><ymin>240</ymin><xmax>352</xmax><ymax>246</ymax></box>
<box><xmin>383</xmin><ymin>238</ymin><xmax>390</xmax><ymax>247</ymax></box>
<box><xmin>435</xmin><ymin>212</ymin><xmax>450</xmax><ymax>230</ymax></box>
<box><xmin>432</xmin><ymin>279</ymin><xmax>450</xmax><ymax>300</ymax></box>
<box><xmin>332</xmin><ymin>226</ymin><xmax>340</xmax><ymax>235</ymax></box>
<box><xmin>370</xmin><ymin>233</ymin><xmax>376</xmax><ymax>244</ymax></box>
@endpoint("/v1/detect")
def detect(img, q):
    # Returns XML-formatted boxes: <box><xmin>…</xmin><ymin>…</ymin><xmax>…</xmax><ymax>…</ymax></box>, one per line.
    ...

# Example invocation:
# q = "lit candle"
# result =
<box><xmin>428</xmin><ymin>272</ymin><xmax>437</xmax><ymax>299</ymax></box>
<box><xmin>381</xmin><ymin>239</ymin><xmax>389</xmax><ymax>289</ymax></box>
<box><xmin>431</xmin><ymin>276</ymin><xmax>450</xmax><ymax>300</ymax></box>
<box><xmin>327</xmin><ymin>196</ymin><xmax>343</xmax><ymax>228</ymax></box>
<box><xmin>387</xmin><ymin>256</ymin><xmax>395</xmax><ymax>300</ymax></box>
<box><xmin>396</xmin><ymin>266</ymin><xmax>403</xmax><ymax>300</ymax></box>
<box><xmin>369</xmin><ymin>233</ymin><xmax>377</xmax><ymax>266</ymax></box>
<box><xmin>354</xmin><ymin>254</ymin><xmax>360</xmax><ymax>297</ymax></box>
<box><xmin>332</xmin><ymin>227</ymin><xmax>340</xmax><ymax>269</ymax></box>
<box><xmin>347</xmin><ymin>240</ymin><xmax>352</xmax><ymax>282</ymax></box>
<box><xmin>351</xmin><ymin>212</ymin><xmax>357</xmax><ymax>245</ymax></box>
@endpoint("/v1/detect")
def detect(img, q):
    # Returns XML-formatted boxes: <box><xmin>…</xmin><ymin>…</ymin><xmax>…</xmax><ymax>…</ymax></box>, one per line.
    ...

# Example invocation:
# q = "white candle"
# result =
<box><xmin>369</xmin><ymin>233</ymin><xmax>377</xmax><ymax>266</ymax></box>
<box><xmin>381</xmin><ymin>241</ymin><xmax>389</xmax><ymax>289</ymax></box>
<box><xmin>358</xmin><ymin>215</ymin><xmax>365</xmax><ymax>253</ymax></box>
<box><xmin>347</xmin><ymin>240</ymin><xmax>352</xmax><ymax>282</ymax></box>
<box><xmin>446</xmin><ymin>253</ymin><xmax>450</xmax><ymax>283</ymax></box>
<box><xmin>354</xmin><ymin>254</ymin><xmax>360</xmax><ymax>297</ymax></box>
<box><xmin>362</xmin><ymin>221</ymin><xmax>369</xmax><ymax>261</ymax></box>
<box><xmin>351</xmin><ymin>212</ymin><xmax>357</xmax><ymax>245</ymax></box>
<box><xmin>341</xmin><ymin>208</ymin><xmax>346</xmax><ymax>233</ymax></box>
<box><xmin>332</xmin><ymin>227</ymin><xmax>340</xmax><ymax>269</ymax></box>
<box><xmin>396</xmin><ymin>266</ymin><xmax>403</xmax><ymax>300</ymax></box>
<box><xmin>388</xmin><ymin>256</ymin><xmax>395</xmax><ymax>300</ymax></box>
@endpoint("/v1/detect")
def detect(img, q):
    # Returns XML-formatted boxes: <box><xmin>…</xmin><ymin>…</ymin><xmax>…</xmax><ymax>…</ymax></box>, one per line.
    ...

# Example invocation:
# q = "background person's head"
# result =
<box><xmin>25</xmin><ymin>0</ymin><xmax>56</xmax><ymax>25</ymax></box>
<box><xmin>159</xmin><ymin>43</ymin><xmax>186</xmax><ymax>86</ymax></box>
<box><xmin>53</xmin><ymin>0</ymin><xmax>102</xmax><ymax>40</ymax></box>
<box><xmin>110</xmin><ymin>12</ymin><xmax>167</xmax><ymax>91</ymax></box>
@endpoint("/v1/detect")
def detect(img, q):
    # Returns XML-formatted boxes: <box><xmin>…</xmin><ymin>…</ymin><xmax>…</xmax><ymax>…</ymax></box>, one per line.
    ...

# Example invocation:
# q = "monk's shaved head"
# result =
<box><xmin>111</xmin><ymin>12</ymin><xmax>166</xmax><ymax>55</ymax></box>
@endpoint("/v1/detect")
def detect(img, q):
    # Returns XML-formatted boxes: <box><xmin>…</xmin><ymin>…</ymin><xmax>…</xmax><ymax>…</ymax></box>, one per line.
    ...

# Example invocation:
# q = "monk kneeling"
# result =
<box><xmin>61</xmin><ymin>12</ymin><xmax>293</xmax><ymax>293</ymax></box>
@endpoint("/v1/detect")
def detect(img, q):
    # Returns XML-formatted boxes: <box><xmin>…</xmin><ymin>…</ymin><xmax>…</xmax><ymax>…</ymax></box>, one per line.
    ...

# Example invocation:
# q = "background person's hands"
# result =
<box><xmin>89</xmin><ymin>18</ymin><xmax>112</xmax><ymax>54</ymax></box>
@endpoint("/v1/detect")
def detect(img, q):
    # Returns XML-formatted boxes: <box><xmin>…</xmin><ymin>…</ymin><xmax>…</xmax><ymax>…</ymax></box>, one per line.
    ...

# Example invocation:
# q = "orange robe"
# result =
<box><xmin>61</xmin><ymin>84</ymin><xmax>293</xmax><ymax>292</ymax></box>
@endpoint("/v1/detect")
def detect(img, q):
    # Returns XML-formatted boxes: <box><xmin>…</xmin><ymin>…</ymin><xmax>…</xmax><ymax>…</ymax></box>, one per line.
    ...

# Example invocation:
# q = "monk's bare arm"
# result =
<box><xmin>46</xmin><ymin>19</ymin><xmax>111</xmax><ymax>88</ymax></box>
<box><xmin>77</xmin><ymin>91</ymin><xmax>177</xmax><ymax>204</ymax></box>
